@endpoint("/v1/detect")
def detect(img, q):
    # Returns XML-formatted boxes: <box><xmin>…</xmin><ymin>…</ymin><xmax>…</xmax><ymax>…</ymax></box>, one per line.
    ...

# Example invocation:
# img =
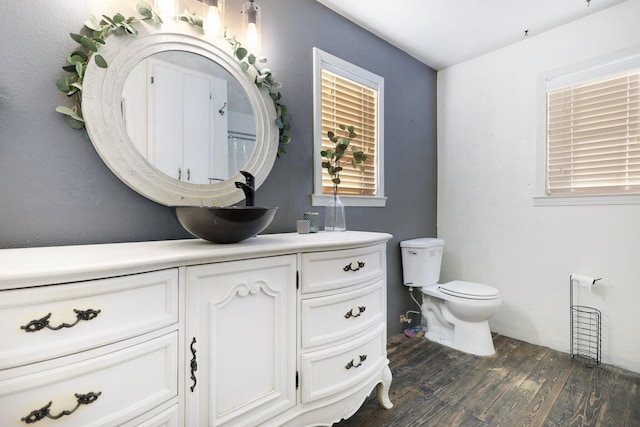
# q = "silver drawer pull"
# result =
<box><xmin>343</xmin><ymin>261</ymin><xmax>365</xmax><ymax>272</ymax></box>
<box><xmin>20</xmin><ymin>309</ymin><xmax>101</xmax><ymax>333</ymax></box>
<box><xmin>21</xmin><ymin>391</ymin><xmax>101</xmax><ymax>424</ymax></box>
<box><xmin>344</xmin><ymin>306</ymin><xmax>366</xmax><ymax>319</ymax></box>
<box><xmin>345</xmin><ymin>354</ymin><xmax>367</xmax><ymax>369</ymax></box>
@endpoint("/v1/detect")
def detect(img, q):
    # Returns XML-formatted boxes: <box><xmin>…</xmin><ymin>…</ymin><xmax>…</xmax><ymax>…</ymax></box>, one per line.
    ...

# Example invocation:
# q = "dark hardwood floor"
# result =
<box><xmin>335</xmin><ymin>333</ymin><xmax>640</xmax><ymax>426</ymax></box>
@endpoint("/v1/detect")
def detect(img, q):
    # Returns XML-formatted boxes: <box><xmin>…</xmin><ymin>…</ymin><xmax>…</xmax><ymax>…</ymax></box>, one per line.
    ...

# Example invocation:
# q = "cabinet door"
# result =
<box><xmin>150</xmin><ymin>63</ymin><xmax>183</xmax><ymax>180</ymax></box>
<box><xmin>149</xmin><ymin>58</ymin><xmax>220</xmax><ymax>184</ymax></box>
<box><xmin>182</xmin><ymin>72</ymin><xmax>213</xmax><ymax>184</ymax></box>
<box><xmin>185</xmin><ymin>255</ymin><xmax>297</xmax><ymax>427</ymax></box>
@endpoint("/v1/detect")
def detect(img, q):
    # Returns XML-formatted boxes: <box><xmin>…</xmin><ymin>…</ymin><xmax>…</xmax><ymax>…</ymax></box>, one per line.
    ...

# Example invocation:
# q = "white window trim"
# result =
<box><xmin>535</xmin><ymin>47</ymin><xmax>640</xmax><ymax>207</ymax></box>
<box><xmin>312</xmin><ymin>47</ymin><xmax>386</xmax><ymax>208</ymax></box>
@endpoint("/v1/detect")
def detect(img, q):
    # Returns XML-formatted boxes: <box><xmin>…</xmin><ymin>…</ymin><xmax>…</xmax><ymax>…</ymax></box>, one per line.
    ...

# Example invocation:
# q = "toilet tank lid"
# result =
<box><xmin>440</xmin><ymin>281</ymin><xmax>500</xmax><ymax>299</ymax></box>
<box><xmin>400</xmin><ymin>238</ymin><xmax>445</xmax><ymax>248</ymax></box>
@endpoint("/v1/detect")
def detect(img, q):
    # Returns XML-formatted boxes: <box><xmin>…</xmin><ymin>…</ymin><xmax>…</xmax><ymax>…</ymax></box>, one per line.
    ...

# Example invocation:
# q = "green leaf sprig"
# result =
<box><xmin>321</xmin><ymin>125</ymin><xmax>367</xmax><ymax>196</ymax></box>
<box><xmin>178</xmin><ymin>9</ymin><xmax>204</xmax><ymax>29</ymax></box>
<box><xmin>225</xmin><ymin>35</ymin><xmax>292</xmax><ymax>156</ymax></box>
<box><xmin>55</xmin><ymin>2</ymin><xmax>162</xmax><ymax>130</ymax></box>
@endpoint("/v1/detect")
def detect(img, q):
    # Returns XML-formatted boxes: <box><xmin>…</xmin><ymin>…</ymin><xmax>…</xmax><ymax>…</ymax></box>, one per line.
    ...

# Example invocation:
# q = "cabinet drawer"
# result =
<box><xmin>124</xmin><ymin>403</ymin><xmax>180</xmax><ymax>427</ymax></box>
<box><xmin>300</xmin><ymin>324</ymin><xmax>386</xmax><ymax>403</ymax></box>
<box><xmin>301</xmin><ymin>281</ymin><xmax>384</xmax><ymax>349</ymax></box>
<box><xmin>0</xmin><ymin>332</ymin><xmax>178</xmax><ymax>427</ymax></box>
<box><xmin>0</xmin><ymin>269</ymin><xmax>178</xmax><ymax>369</ymax></box>
<box><xmin>300</xmin><ymin>244</ymin><xmax>385</xmax><ymax>294</ymax></box>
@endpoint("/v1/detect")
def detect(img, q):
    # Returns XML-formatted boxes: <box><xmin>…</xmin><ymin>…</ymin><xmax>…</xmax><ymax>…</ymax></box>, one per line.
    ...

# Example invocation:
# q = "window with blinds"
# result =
<box><xmin>321</xmin><ymin>69</ymin><xmax>377</xmax><ymax>196</ymax></box>
<box><xmin>312</xmin><ymin>48</ymin><xmax>385</xmax><ymax>207</ymax></box>
<box><xmin>546</xmin><ymin>70</ymin><xmax>640</xmax><ymax>196</ymax></box>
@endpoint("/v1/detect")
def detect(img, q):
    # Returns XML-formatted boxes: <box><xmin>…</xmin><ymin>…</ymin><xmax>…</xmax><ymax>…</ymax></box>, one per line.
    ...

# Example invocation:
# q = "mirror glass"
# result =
<box><xmin>82</xmin><ymin>27</ymin><xmax>278</xmax><ymax>207</ymax></box>
<box><xmin>122</xmin><ymin>50</ymin><xmax>256</xmax><ymax>184</ymax></box>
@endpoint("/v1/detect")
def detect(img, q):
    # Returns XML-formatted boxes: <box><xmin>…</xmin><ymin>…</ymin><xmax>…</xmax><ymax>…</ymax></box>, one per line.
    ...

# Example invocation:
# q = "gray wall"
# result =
<box><xmin>0</xmin><ymin>0</ymin><xmax>437</xmax><ymax>335</ymax></box>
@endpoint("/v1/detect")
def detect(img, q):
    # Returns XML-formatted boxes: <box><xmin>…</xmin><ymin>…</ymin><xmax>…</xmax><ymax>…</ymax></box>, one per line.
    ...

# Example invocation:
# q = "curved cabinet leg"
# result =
<box><xmin>376</xmin><ymin>364</ymin><xmax>393</xmax><ymax>409</ymax></box>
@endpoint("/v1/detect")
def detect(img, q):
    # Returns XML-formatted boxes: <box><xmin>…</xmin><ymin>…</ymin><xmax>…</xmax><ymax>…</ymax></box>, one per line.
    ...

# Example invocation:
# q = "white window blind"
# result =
<box><xmin>321</xmin><ymin>69</ymin><xmax>378</xmax><ymax>196</ymax></box>
<box><xmin>546</xmin><ymin>70</ymin><xmax>640</xmax><ymax>196</ymax></box>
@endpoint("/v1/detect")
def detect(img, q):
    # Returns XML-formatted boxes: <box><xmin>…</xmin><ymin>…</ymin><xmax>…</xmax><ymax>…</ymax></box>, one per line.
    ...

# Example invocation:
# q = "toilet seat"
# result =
<box><xmin>439</xmin><ymin>280</ymin><xmax>499</xmax><ymax>300</ymax></box>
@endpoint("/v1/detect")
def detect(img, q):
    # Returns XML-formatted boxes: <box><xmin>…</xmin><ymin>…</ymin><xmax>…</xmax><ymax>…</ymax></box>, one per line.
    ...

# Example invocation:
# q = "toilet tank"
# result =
<box><xmin>400</xmin><ymin>238</ymin><xmax>445</xmax><ymax>287</ymax></box>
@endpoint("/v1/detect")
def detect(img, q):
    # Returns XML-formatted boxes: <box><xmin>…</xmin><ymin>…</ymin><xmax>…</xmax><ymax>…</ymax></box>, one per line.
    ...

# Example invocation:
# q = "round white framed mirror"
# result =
<box><xmin>82</xmin><ymin>24</ymin><xmax>278</xmax><ymax>206</ymax></box>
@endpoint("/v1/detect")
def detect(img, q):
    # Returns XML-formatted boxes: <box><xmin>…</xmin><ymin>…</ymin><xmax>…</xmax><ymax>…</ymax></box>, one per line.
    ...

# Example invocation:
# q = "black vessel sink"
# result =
<box><xmin>175</xmin><ymin>206</ymin><xmax>278</xmax><ymax>244</ymax></box>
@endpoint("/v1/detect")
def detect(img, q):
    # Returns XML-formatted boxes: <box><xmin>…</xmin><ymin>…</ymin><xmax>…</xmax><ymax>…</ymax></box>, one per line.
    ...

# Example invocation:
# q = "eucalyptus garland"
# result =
<box><xmin>225</xmin><ymin>35</ymin><xmax>291</xmax><ymax>155</ymax></box>
<box><xmin>56</xmin><ymin>1</ymin><xmax>291</xmax><ymax>155</ymax></box>
<box><xmin>55</xmin><ymin>2</ymin><xmax>162</xmax><ymax>130</ymax></box>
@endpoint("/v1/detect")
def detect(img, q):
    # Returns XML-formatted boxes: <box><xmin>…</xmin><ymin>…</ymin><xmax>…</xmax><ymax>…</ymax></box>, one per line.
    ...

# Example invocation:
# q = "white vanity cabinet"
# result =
<box><xmin>0</xmin><ymin>231</ymin><xmax>392</xmax><ymax>427</ymax></box>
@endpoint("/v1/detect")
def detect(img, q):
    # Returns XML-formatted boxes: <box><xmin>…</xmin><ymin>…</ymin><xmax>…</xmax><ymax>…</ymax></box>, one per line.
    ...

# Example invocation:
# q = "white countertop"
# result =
<box><xmin>0</xmin><ymin>231</ymin><xmax>392</xmax><ymax>290</ymax></box>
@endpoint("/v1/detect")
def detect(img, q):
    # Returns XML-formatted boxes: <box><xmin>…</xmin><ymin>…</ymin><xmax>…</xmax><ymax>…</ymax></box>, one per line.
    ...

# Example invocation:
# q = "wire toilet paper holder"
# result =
<box><xmin>570</xmin><ymin>274</ymin><xmax>602</xmax><ymax>367</ymax></box>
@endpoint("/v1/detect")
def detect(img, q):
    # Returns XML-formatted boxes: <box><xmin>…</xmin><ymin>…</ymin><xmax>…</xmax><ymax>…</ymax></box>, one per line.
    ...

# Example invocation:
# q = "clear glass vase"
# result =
<box><xmin>324</xmin><ymin>194</ymin><xmax>346</xmax><ymax>231</ymax></box>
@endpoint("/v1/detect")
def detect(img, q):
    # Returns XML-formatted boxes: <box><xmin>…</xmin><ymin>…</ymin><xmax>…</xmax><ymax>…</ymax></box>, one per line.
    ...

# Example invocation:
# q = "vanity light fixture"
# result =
<box><xmin>203</xmin><ymin>0</ymin><xmax>224</xmax><ymax>38</ymax></box>
<box><xmin>242</xmin><ymin>0</ymin><xmax>261</xmax><ymax>52</ymax></box>
<box><xmin>155</xmin><ymin>0</ymin><xmax>178</xmax><ymax>20</ymax></box>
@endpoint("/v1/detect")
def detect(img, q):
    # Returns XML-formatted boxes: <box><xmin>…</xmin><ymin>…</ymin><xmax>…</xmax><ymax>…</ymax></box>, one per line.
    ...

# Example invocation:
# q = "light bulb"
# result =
<box><xmin>246</xmin><ymin>22</ymin><xmax>259</xmax><ymax>51</ymax></box>
<box><xmin>204</xmin><ymin>5</ymin><xmax>221</xmax><ymax>37</ymax></box>
<box><xmin>156</xmin><ymin>0</ymin><xmax>176</xmax><ymax>19</ymax></box>
<box><xmin>242</xmin><ymin>1</ymin><xmax>261</xmax><ymax>51</ymax></box>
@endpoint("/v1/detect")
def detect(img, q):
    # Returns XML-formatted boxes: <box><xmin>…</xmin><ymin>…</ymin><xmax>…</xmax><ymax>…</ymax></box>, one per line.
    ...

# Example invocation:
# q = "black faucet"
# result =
<box><xmin>235</xmin><ymin>171</ymin><xmax>255</xmax><ymax>207</ymax></box>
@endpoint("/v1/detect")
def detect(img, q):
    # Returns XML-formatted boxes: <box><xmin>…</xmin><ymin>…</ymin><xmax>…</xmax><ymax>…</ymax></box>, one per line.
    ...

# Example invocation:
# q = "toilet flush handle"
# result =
<box><xmin>408</xmin><ymin>250</ymin><xmax>418</xmax><ymax>255</ymax></box>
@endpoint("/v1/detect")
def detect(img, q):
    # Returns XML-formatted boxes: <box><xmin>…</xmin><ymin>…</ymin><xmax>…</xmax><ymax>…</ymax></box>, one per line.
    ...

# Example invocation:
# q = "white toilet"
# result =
<box><xmin>400</xmin><ymin>238</ymin><xmax>501</xmax><ymax>356</ymax></box>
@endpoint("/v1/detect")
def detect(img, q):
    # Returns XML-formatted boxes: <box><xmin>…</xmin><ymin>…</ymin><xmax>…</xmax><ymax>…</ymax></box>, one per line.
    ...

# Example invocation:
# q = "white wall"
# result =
<box><xmin>437</xmin><ymin>0</ymin><xmax>640</xmax><ymax>373</ymax></box>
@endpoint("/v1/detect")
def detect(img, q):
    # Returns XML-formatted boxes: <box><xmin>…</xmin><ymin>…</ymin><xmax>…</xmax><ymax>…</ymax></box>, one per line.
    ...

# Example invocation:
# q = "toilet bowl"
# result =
<box><xmin>421</xmin><ymin>281</ymin><xmax>501</xmax><ymax>356</ymax></box>
<box><xmin>400</xmin><ymin>238</ymin><xmax>501</xmax><ymax>356</ymax></box>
